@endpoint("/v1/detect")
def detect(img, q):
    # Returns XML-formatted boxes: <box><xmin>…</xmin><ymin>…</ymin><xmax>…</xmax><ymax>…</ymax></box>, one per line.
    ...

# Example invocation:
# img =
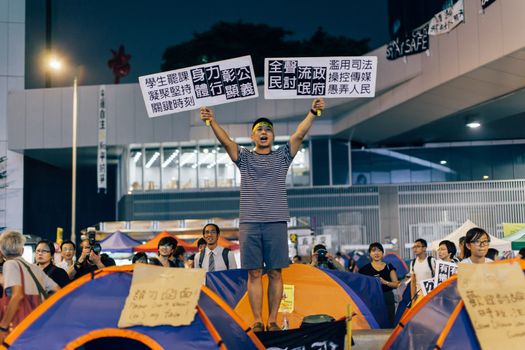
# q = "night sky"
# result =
<box><xmin>26</xmin><ymin>0</ymin><xmax>389</xmax><ymax>88</ymax></box>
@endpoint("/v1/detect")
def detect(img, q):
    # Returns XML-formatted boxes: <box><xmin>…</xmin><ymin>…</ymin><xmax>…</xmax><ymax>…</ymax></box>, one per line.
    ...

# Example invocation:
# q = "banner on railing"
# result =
<box><xmin>97</xmin><ymin>85</ymin><xmax>107</xmax><ymax>193</ymax></box>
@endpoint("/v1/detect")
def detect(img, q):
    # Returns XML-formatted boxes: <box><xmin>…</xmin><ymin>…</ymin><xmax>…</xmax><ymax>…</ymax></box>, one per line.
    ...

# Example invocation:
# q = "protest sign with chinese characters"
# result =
<box><xmin>279</xmin><ymin>284</ymin><xmax>295</xmax><ymax>313</ymax></box>
<box><xmin>118</xmin><ymin>265</ymin><xmax>206</xmax><ymax>327</ymax></box>
<box><xmin>419</xmin><ymin>278</ymin><xmax>436</xmax><ymax>296</ymax></box>
<box><xmin>264</xmin><ymin>56</ymin><xmax>377</xmax><ymax>99</ymax></box>
<box><xmin>139</xmin><ymin>56</ymin><xmax>258</xmax><ymax>118</ymax></box>
<box><xmin>458</xmin><ymin>262</ymin><xmax>525</xmax><ymax>349</ymax></box>
<box><xmin>434</xmin><ymin>260</ymin><xmax>457</xmax><ymax>286</ymax></box>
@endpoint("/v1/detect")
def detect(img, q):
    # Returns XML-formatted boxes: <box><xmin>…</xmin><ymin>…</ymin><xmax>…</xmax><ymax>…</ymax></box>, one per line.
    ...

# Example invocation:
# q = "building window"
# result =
<box><xmin>199</xmin><ymin>145</ymin><xmax>216</xmax><ymax>188</ymax></box>
<box><xmin>291</xmin><ymin>143</ymin><xmax>310</xmax><ymax>186</ymax></box>
<box><xmin>179</xmin><ymin>147</ymin><xmax>197</xmax><ymax>189</ymax></box>
<box><xmin>216</xmin><ymin>146</ymin><xmax>235</xmax><ymax>188</ymax></box>
<box><xmin>162</xmin><ymin>147</ymin><xmax>179</xmax><ymax>190</ymax></box>
<box><xmin>129</xmin><ymin>149</ymin><xmax>143</xmax><ymax>192</ymax></box>
<box><xmin>144</xmin><ymin>148</ymin><xmax>161</xmax><ymax>191</ymax></box>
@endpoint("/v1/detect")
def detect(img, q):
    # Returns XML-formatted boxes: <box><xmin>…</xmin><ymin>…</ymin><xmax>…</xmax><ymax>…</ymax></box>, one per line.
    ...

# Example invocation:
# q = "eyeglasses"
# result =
<box><xmin>204</xmin><ymin>231</ymin><xmax>217</xmax><ymax>235</ymax></box>
<box><xmin>62</xmin><ymin>248</ymin><xmax>75</xmax><ymax>252</ymax></box>
<box><xmin>36</xmin><ymin>249</ymin><xmax>51</xmax><ymax>254</ymax></box>
<box><xmin>471</xmin><ymin>240</ymin><xmax>490</xmax><ymax>247</ymax></box>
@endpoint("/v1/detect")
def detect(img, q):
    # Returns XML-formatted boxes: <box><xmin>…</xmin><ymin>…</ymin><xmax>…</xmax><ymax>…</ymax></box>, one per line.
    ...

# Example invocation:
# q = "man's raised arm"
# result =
<box><xmin>289</xmin><ymin>98</ymin><xmax>325</xmax><ymax>157</ymax></box>
<box><xmin>200</xmin><ymin>107</ymin><xmax>239</xmax><ymax>162</ymax></box>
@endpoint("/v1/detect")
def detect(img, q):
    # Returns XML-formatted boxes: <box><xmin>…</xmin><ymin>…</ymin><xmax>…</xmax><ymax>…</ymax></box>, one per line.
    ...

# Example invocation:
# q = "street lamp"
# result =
<box><xmin>47</xmin><ymin>56</ymin><xmax>78</xmax><ymax>243</ymax></box>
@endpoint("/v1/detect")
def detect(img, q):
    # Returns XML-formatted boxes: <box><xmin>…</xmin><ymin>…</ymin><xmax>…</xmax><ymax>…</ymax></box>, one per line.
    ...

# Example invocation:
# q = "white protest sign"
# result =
<box><xmin>434</xmin><ymin>260</ymin><xmax>457</xmax><ymax>286</ymax></box>
<box><xmin>429</xmin><ymin>0</ymin><xmax>465</xmax><ymax>36</ymax></box>
<box><xmin>139</xmin><ymin>55</ymin><xmax>258</xmax><ymax>118</ymax></box>
<box><xmin>118</xmin><ymin>265</ymin><xmax>206</xmax><ymax>327</ymax></box>
<box><xmin>419</xmin><ymin>278</ymin><xmax>436</xmax><ymax>296</ymax></box>
<box><xmin>458</xmin><ymin>262</ymin><xmax>525</xmax><ymax>349</ymax></box>
<box><xmin>264</xmin><ymin>56</ymin><xmax>377</xmax><ymax>99</ymax></box>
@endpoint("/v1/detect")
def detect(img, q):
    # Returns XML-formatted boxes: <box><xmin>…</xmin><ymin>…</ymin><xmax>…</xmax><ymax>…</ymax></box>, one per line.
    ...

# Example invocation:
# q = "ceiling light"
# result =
<box><xmin>466</xmin><ymin>121</ymin><xmax>481</xmax><ymax>128</ymax></box>
<box><xmin>482</xmin><ymin>175</ymin><xmax>489</xmax><ymax>180</ymax></box>
<box><xmin>440</xmin><ymin>160</ymin><xmax>447</xmax><ymax>165</ymax></box>
<box><xmin>145</xmin><ymin>152</ymin><xmax>160</xmax><ymax>168</ymax></box>
<box><xmin>133</xmin><ymin>152</ymin><xmax>142</xmax><ymax>164</ymax></box>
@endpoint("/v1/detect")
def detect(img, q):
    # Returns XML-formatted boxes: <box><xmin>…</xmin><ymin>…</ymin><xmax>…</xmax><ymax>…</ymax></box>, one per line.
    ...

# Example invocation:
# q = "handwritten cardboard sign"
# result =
<box><xmin>118</xmin><ymin>265</ymin><xmax>206</xmax><ymax>328</ymax></box>
<box><xmin>458</xmin><ymin>263</ymin><xmax>525</xmax><ymax>349</ymax></box>
<box><xmin>279</xmin><ymin>284</ymin><xmax>295</xmax><ymax>313</ymax></box>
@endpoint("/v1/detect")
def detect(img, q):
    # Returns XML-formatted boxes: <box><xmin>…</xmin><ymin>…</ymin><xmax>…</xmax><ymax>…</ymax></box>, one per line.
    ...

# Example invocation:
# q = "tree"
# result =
<box><xmin>161</xmin><ymin>21</ymin><xmax>370</xmax><ymax>75</ymax></box>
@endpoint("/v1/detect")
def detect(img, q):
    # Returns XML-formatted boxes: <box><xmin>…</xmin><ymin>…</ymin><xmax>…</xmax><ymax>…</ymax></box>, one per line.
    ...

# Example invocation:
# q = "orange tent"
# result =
<box><xmin>191</xmin><ymin>236</ymin><xmax>240</xmax><ymax>251</ymax></box>
<box><xmin>133</xmin><ymin>231</ymin><xmax>194</xmax><ymax>252</ymax></box>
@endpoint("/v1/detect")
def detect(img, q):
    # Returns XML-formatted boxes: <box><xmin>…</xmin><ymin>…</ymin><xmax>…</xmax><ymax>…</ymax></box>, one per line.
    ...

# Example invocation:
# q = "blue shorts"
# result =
<box><xmin>239</xmin><ymin>222</ymin><xmax>289</xmax><ymax>270</ymax></box>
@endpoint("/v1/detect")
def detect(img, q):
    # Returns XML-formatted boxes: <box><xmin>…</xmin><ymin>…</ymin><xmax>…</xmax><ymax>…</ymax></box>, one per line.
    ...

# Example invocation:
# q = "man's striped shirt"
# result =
<box><xmin>234</xmin><ymin>144</ymin><xmax>294</xmax><ymax>223</ymax></box>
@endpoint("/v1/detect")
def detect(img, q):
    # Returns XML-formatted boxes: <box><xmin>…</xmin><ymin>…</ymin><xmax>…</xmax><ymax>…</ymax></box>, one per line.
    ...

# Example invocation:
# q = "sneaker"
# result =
<box><xmin>267</xmin><ymin>322</ymin><xmax>281</xmax><ymax>331</ymax></box>
<box><xmin>252</xmin><ymin>322</ymin><xmax>264</xmax><ymax>333</ymax></box>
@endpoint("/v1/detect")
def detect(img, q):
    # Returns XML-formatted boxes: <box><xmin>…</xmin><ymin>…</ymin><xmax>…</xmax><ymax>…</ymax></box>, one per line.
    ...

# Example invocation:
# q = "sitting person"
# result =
<box><xmin>0</xmin><ymin>231</ymin><xmax>59</xmax><ymax>341</ymax></box>
<box><xmin>461</xmin><ymin>227</ymin><xmax>493</xmax><ymax>264</ymax></box>
<box><xmin>310</xmin><ymin>244</ymin><xmax>345</xmax><ymax>271</ymax></box>
<box><xmin>437</xmin><ymin>240</ymin><xmax>459</xmax><ymax>263</ymax></box>
<box><xmin>149</xmin><ymin>237</ymin><xmax>178</xmax><ymax>267</ymax></box>
<box><xmin>34</xmin><ymin>240</ymin><xmax>70</xmax><ymax>288</ymax></box>
<box><xmin>359</xmin><ymin>242</ymin><xmax>400</xmax><ymax>327</ymax></box>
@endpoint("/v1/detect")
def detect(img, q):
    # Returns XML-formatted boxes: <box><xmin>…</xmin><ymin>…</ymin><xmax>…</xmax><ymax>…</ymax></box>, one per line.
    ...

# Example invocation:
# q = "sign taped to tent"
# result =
<box><xmin>139</xmin><ymin>55</ymin><xmax>258</xmax><ymax>118</ymax></box>
<box><xmin>118</xmin><ymin>265</ymin><xmax>206</xmax><ymax>327</ymax></box>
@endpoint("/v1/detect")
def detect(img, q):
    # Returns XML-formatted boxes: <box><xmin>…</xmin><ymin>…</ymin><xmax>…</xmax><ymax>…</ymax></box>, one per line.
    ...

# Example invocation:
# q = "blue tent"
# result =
<box><xmin>5</xmin><ymin>266</ymin><xmax>264</xmax><ymax>350</ymax></box>
<box><xmin>100</xmin><ymin>231</ymin><xmax>141</xmax><ymax>253</ymax></box>
<box><xmin>383</xmin><ymin>252</ymin><xmax>409</xmax><ymax>279</ymax></box>
<box><xmin>383</xmin><ymin>260</ymin><xmax>525</xmax><ymax>350</ymax></box>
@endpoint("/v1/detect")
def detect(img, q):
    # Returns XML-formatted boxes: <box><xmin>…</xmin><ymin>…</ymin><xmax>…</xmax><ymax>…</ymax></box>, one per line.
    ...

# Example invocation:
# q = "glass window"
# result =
<box><xmin>144</xmin><ymin>148</ymin><xmax>161</xmax><ymax>191</ymax></box>
<box><xmin>162</xmin><ymin>147</ymin><xmax>179</xmax><ymax>190</ymax></box>
<box><xmin>199</xmin><ymin>145</ymin><xmax>216</xmax><ymax>188</ymax></box>
<box><xmin>311</xmin><ymin>139</ymin><xmax>330</xmax><ymax>186</ymax></box>
<box><xmin>291</xmin><ymin>143</ymin><xmax>310</xmax><ymax>186</ymax></box>
<box><xmin>179</xmin><ymin>147</ymin><xmax>197</xmax><ymax>189</ymax></box>
<box><xmin>216</xmin><ymin>146</ymin><xmax>235</xmax><ymax>188</ymax></box>
<box><xmin>331</xmin><ymin>139</ymin><xmax>349</xmax><ymax>185</ymax></box>
<box><xmin>129</xmin><ymin>149</ymin><xmax>143</xmax><ymax>192</ymax></box>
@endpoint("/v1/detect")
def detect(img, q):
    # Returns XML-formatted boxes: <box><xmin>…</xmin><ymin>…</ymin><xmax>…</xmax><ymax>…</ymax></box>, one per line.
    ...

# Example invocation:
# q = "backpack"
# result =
<box><xmin>410</xmin><ymin>256</ymin><xmax>435</xmax><ymax>278</ymax></box>
<box><xmin>198</xmin><ymin>248</ymin><xmax>231</xmax><ymax>270</ymax></box>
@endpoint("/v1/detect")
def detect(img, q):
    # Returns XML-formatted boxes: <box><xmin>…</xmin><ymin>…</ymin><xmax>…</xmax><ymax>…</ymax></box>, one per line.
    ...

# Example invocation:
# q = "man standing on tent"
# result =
<box><xmin>194</xmin><ymin>223</ymin><xmax>237</xmax><ymax>271</ymax></box>
<box><xmin>200</xmin><ymin>98</ymin><xmax>325</xmax><ymax>332</ymax></box>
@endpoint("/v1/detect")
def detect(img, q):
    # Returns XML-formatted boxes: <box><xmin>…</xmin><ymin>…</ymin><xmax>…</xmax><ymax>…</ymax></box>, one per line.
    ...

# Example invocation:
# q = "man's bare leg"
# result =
<box><xmin>248</xmin><ymin>269</ymin><xmax>263</xmax><ymax>324</ymax></box>
<box><xmin>267</xmin><ymin>268</ymin><xmax>283</xmax><ymax>324</ymax></box>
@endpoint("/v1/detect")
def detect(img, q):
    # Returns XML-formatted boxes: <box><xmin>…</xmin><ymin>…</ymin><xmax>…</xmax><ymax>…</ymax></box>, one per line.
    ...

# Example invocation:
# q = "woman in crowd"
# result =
<box><xmin>437</xmin><ymin>240</ymin><xmax>458</xmax><ymax>263</ymax></box>
<box><xmin>57</xmin><ymin>240</ymin><xmax>76</xmax><ymax>270</ymax></box>
<box><xmin>461</xmin><ymin>227</ymin><xmax>493</xmax><ymax>264</ymax></box>
<box><xmin>35</xmin><ymin>240</ymin><xmax>70</xmax><ymax>288</ymax></box>
<box><xmin>132</xmin><ymin>252</ymin><xmax>148</xmax><ymax>264</ymax></box>
<box><xmin>359</xmin><ymin>242</ymin><xmax>400</xmax><ymax>327</ymax></box>
<box><xmin>0</xmin><ymin>231</ymin><xmax>59</xmax><ymax>342</ymax></box>
<box><xmin>149</xmin><ymin>236</ymin><xmax>178</xmax><ymax>267</ymax></box>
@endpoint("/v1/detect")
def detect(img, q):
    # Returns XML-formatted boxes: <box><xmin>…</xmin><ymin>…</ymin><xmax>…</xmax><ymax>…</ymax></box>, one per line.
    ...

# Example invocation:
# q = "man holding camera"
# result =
<box><xmin>310</xmin><ymin>244</ymin><xmax>345</xmax><ymax>271</ymax></box>
<box><xmin>68</xmin><ymin>239</ymin><xmax>115</xmax><ymax>280</ymax></box>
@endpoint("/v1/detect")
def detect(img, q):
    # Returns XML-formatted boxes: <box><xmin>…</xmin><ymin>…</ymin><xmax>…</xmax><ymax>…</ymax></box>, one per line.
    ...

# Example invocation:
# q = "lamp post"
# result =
<box><xmin>47</xmin><ymin>56</ymin><xmax>78</xmax><ymax>243</ymax></box>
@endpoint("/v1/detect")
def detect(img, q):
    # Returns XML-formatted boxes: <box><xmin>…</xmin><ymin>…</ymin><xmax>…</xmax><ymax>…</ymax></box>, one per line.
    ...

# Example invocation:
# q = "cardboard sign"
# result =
<box><xmin>434</xmin><ymin>260</ymin><xmax>457</xmax><ymax>286</ymax></box>
<box><xmin>264</xmin><ymin>56</ymin><xmax>377</xmax><ymax>99</ymax></box>
<box><xmin>458</xmin><ymin>263</ymin><xmax>525</xmax><ymax>349</ymax></box>
<box><xmin>118</xmin><ymin>265</ymin><xmax>206</xmax><ymax>328</ymax></box>
<box><xmin>139</xmin><ymin>55</ymin><xmax>258</xmax><ymax>118</ymax></box>
<box><xmin>279</xmin><ymin>284</ymin><xmax>295</xmax><ymax>313</ymax></box>
<box><xmin>419</xmin><ymin>278</ymin><xmax>436</xmax><ymax>296</ymax></box>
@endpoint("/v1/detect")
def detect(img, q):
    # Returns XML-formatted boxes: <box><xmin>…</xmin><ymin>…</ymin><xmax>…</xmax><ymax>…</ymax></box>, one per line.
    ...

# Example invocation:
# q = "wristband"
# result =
<box><xmin>310</xmin><ymin>109</ymin><xmax>321</xmax><ymax>117</ymax></box>
<box><xmin>0</xmin><ymin>326</ymin><xmax>9</xmax><ymax>332</ymax></box>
